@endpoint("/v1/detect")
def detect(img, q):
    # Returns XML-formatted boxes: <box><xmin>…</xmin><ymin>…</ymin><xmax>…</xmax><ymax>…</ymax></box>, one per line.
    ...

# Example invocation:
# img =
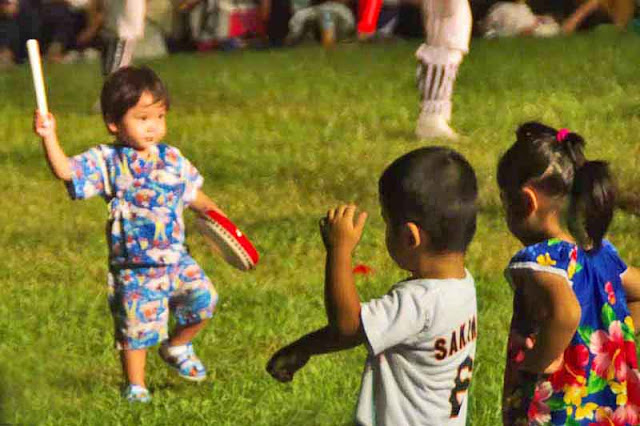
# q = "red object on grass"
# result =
<box><xmin>353</xmin><ymin>264</ymin><xmax>374</xmax><ymax>275</ymax></box>
<box><xmin>197</xmin><ymin>209</ymin><xmax>259</xmax><ymax>271</ymax></box>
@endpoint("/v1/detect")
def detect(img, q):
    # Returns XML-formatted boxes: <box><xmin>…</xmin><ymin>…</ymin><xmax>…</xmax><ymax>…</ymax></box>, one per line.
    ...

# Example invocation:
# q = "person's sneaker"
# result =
<box><xmin>159</xmin><ymin>341</ymin><xmax>207</xmax><ymax>382</ymax></box>
<box><xmin>123</xmin><ymin>384</ymin><xmax>151</xmax><ymax>403</ymax></box>
<box><xmin>415</xmin><ymin>112</ymin><xmax>460</xmax><ymax>141</ymax></box>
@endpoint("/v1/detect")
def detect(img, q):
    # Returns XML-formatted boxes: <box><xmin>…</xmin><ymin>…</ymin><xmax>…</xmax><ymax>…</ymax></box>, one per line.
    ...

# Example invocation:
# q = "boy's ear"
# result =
<box><xmin>405</xmin><ymin>222</ymin><xmax>422</xmax><ymax>248</ymax></box>
<box><xmin>106</xmin><ymin>122</ymin><xmax>119</xmax><ymax>134</ymax></box>
<box><xmin>521</xmin><ymin>186</ymin><xmax>539</xmax><ymax>216</ymax></box>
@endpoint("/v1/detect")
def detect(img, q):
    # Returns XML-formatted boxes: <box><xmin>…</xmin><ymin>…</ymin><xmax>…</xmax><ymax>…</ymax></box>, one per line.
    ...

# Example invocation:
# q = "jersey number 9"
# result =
<box><xmin>449</xmin><ymin>355</ymin><xmax>474</xmax><ymax>418</ymax></box>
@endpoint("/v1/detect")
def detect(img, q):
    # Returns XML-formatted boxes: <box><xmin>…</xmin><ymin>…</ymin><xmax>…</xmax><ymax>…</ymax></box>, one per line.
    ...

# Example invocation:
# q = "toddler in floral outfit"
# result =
<box><xmin>34</xmin><ymin>66</ymin><xmax>224</xmax><ymax>402</ymax></box>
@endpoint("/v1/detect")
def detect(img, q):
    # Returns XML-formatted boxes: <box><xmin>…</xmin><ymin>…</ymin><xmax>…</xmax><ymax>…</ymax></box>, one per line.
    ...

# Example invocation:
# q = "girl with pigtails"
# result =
<box><xmin>497</xmin><ymin>122</ymin><xmax>640</xmax><ymax>425</ymax></box>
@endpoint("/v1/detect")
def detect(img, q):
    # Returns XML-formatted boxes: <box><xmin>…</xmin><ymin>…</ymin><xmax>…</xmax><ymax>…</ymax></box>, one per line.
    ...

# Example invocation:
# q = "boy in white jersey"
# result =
<box><xmin>267</xmin><ymin>146</ymin><xmax>478</xmax><ymax>425</ymax></box>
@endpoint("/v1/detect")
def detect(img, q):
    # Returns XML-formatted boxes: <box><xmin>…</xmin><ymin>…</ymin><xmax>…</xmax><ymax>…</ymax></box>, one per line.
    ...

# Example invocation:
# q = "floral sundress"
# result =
<box><xmin>502</xmin><ymin>239</ymin><xmax>640</xmax><ymax>426</ymax></box>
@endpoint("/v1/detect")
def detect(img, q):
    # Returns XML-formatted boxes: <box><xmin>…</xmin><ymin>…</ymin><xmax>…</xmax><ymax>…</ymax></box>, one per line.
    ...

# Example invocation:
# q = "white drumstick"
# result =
<box><xmin>26</xmin><ymin>39</ymin><xmax>48</xmax><ymax>115</ymax></box>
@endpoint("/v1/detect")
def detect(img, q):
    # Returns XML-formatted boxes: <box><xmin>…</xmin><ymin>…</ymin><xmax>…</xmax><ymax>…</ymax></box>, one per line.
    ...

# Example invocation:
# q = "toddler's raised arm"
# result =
<box><xmin>33</xmin><ymin>110</ymin><xmax>71</xmax><ymax>181</ymax></box>
<box><xmin>189</xmin><ymin>190</ymin><xmax>227</xmax><ymax>217</ymax></box>
<box><xmin>320</xmin><ymin>205</ymin><xmax>368</xmax><ymax>339</ymax></box>
<box><xmin>266</xmin><ymin>205</ymin><xmax>368</xmax><ymax>383</ymax></box>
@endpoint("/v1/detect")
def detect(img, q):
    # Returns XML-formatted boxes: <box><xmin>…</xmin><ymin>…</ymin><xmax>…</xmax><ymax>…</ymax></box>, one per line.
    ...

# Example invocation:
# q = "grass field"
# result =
<box><xmin>1</xmin><ymin>28</ymin><xmax>640</xmax><ymax>425</ymax></box>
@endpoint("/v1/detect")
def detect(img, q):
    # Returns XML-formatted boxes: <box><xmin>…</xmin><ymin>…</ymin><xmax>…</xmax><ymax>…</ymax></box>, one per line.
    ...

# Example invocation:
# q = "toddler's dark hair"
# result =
<box><xmin>379</xmin><ymin>147</ymin><xmax>478</xmax><ymax>253</ymax></box>
<box><xmin>497</xmin><ymin>121</ymin><xmax>615</xmax><ymax>248</ymax></box>
<box><xmin>101</xmin><ymin>66</ymin><xmax>170</xmax><ymax>125</ymax></box>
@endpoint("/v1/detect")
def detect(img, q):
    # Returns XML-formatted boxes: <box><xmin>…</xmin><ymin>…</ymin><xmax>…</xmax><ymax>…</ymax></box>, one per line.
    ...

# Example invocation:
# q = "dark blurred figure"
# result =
<box><xmin>394</xmin><ymin>0</ymin><xmax>421</xmax><ymax>38</ymax></box>
<box><xmin>39</xmin><ymin>0</ymin><xmax>78</xmax><ymax>61</ymax></box>
<box><xmin>264</xmin><ymin>0</ymin><xmax>291</xmax><ymax>45</ymax></box>
<box><xmin>73</xmin><ymin>0</ymin><xmax>102</xmax><ymax>50</ymax></box>
<box><xmin>39</xmin><ymin>0</ymin><xmax>101</xmax><ymax>62</ymax></box>
<box><xmin>258</xmin><ymin>0</ymin><xmax>425</xmax><ymax>46</ymax></box>
<box><xmin>0</xmin><ymin>0</ymin><xmax>40</xmax><ymax>67</ymax></box>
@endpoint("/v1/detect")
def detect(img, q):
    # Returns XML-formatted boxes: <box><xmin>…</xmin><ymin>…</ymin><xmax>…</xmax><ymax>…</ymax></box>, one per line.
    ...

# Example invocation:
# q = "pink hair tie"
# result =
<box><xmin>556</xmin><ymin>128</ymin><xmax>570</xmax><ymax>142</ymax></box>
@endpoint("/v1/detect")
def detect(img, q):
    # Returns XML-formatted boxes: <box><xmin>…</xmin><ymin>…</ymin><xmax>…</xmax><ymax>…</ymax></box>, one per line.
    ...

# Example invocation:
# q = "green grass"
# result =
<box><xmin>1</xmin><ymin>29</ymin><xmax>640</xmax><ymax>424</ymax></box>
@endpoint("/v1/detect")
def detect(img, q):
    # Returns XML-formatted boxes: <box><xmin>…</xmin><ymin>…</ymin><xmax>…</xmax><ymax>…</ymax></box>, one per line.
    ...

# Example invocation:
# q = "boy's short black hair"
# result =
<box><xmin>100</xmin><ymin>66</ymin><xmax>170</xmax><ymax>125</ymax></box>
<box><xmin>379</xmin><ymin>146</ymin><xmax>478</xmax><ymax>253</ymax></box>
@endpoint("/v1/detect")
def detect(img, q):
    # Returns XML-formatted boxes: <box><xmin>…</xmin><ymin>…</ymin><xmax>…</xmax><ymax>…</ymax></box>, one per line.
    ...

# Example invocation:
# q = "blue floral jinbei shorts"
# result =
<box><xmin>108</xmin><ymin>255</ymin><xmax>218</xmax><ymax>350</ymax></box>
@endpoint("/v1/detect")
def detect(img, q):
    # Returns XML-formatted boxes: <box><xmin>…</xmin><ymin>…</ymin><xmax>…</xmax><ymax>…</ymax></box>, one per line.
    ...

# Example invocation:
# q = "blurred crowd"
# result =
<box><xmin>1</xmin><ymin>0</ymin><xmax>637</xmax><ymax>68</ymax></box>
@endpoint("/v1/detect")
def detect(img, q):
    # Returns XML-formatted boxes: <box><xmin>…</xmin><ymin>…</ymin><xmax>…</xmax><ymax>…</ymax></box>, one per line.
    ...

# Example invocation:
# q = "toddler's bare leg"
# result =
<box><xmin>170</xmin><ymin>319</ymin><xmax>209</xmax><ymax>346</ymax></box>
<box><xmin>120</xmin><ymin>348</ymin><xmax>147</xmax><ymax>387</ymax></box>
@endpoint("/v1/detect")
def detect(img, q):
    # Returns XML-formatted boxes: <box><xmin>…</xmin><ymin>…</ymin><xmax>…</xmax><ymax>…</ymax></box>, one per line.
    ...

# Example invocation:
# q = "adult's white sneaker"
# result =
<box><xmin>415</xmin><ymin>112</ymin><xmax>459</xmax><ymax>141</ymax></box>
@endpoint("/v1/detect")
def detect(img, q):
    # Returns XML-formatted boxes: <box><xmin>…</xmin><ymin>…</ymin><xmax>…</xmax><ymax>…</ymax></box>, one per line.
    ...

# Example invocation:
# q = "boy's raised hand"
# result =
<box><xmin>33</xmin><ymin>110</ymin><xmax>56</xmax><ymax>140</ymax></box>
<box><xmin>266</xmin><ymin>345</ymin><xmax>310</xmax><ymax>383</ymax></box>
<box><xmin>320</xmin><ymin>204</ymin><xmax>368</xmax><ymax>253</ymax></box>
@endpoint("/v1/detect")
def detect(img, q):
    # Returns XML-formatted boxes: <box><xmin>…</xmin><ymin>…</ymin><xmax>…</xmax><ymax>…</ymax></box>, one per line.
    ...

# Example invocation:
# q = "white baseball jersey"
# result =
<box><xmin>423</xmin><ymin>0</ymin><xmax>472</xmax><ymax>53</ymax></box>
<box><xmin>355</xmin><ymin>272</ymin><xmax>477</xmax><ymax>426</ymax></box>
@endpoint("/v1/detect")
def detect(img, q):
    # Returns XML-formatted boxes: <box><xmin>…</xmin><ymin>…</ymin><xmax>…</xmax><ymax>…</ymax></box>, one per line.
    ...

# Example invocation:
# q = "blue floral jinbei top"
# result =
<box><xmin>502</xmin><ymin>239</ymin><xmax>640</xmax><ymax>426</ymax></box>
<box><xmin>68</xmin><ymin>143</ymin><xmax>203</xmax><ymax>267</ymax></box>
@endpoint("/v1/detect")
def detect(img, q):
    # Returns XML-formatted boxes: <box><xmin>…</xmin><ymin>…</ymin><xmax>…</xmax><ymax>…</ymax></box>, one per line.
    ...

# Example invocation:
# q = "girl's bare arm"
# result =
<box><xmin>512</xmin><ymin>269</ymin><xmax>581</xmax><ymax>374</ymax></box>
<box><xmin>622</xmin><ymin>266</ymin><xmax>640</xmax><ymax>332</ymax></box>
